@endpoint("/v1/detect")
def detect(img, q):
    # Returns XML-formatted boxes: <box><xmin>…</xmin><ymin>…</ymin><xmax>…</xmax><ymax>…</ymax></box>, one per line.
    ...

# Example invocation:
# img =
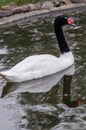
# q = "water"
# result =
<box><xmin>0</xmin><ymin>12</ymin><xmax>86</xmax><ymax>130</ymax></box>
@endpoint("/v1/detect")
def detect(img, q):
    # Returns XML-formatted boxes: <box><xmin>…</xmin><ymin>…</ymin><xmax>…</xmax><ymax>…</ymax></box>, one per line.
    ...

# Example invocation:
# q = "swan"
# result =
<box><xmin>0</xmin><ymin>15</ymin><xmax>75</xmax><ymax>82</ymax></box>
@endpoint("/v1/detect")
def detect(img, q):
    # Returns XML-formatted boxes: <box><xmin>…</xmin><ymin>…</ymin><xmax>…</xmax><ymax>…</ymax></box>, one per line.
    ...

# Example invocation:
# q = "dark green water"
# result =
<box><xmin>0</xmin><ymin>12</ymin><xmax>86</xmax><ymax>130</ymax></box>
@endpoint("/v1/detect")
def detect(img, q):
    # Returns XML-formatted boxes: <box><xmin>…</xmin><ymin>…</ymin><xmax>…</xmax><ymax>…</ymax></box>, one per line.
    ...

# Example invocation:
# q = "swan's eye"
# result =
<box><xmin>67</xmin><ymin>18</ymin><xmax>74</xmax><ymax>25</ymax></box>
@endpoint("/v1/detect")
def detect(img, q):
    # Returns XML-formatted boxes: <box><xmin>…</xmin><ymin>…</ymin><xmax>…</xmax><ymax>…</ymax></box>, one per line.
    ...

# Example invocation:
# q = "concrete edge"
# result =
<box><xmin>0</xmin><ymin>3</ymin><xmax>86</xmax><ymax>28</ymax></box>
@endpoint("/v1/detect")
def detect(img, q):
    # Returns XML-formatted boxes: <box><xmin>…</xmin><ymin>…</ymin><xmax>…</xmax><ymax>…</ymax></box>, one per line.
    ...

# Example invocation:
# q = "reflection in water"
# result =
<box><xmin>1</xmin><ymin>64</ymin><xmax>84</xmax><ymax>108</ymax></box>
<box><xmin>1</xmin><ymin>65</ymin><xmax>75</xmax><ymax>97</ymax></box>
<box><xmin>63</xmin><ymin>75</ymin><xmax>84</xmax><ymax>107</ymax></box>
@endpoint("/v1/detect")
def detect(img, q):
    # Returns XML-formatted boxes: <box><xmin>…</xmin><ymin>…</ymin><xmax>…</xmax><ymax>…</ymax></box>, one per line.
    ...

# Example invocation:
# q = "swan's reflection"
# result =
<box><xmin>1</xmin><ymin>65</ymin><xmax>75</xmax><ymax>97</ymax></box>
<box><xmin>63</xmin><ymin>75</ymin><xmax>84</xmax><ymax>107</ymax></box>
<box><xmin>1</xmin><ymin>64</ymin><xmax>84</xmax><ymax>107</ymax></box>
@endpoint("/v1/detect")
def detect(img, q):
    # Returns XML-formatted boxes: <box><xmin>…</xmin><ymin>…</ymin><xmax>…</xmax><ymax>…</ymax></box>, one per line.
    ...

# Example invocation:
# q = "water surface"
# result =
<box><xmin>0</xmin><ymin>12</ymin><xmax>86</xmax><ymax>130</ymax></box>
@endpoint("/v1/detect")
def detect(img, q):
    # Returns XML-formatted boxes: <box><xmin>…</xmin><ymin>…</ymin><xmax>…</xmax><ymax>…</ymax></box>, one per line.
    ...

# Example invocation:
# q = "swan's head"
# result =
<box><xmin>54</xmin><ymin>15</ymin><xmax>75</xmax><ymax>27</ymax></box>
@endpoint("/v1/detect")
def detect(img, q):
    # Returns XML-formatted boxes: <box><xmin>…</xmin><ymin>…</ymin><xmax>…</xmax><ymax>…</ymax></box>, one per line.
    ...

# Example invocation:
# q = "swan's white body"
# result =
<box><xmin>0</xmin><ymin>52</ymin><xmax>74</xmax><ymax>82</ymax></box>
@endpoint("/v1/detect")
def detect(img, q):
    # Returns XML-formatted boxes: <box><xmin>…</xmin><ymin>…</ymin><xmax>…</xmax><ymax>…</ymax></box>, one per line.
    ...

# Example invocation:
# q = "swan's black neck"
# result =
<box><xmin>54</xmin><ymin>18</ymin><xmax>70</xmax><ymax>54</ymax></box>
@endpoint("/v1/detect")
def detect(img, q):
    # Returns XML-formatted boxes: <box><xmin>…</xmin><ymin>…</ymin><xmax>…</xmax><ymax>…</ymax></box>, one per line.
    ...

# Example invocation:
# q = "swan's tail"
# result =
<box><xmin>0</xmin><ymin>71</ymin><xmax>26</xmax><ymax>82</ymax></box>
<box><xmin>0</xmin><ymin>73</ymin><xmax>11</xmax><ymax>82</ymax></box>
<box><xmin>0</xmin><ymin>73</ymin><xmax>6</xmax><ymax>79</ymax></box>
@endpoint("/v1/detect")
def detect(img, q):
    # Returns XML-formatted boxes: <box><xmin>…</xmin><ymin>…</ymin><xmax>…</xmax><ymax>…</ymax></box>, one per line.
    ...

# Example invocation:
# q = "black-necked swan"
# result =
<box><xmin>0</xmin><ymin>15</ymin><xmax>75</xmax><ymax>82</ymax></box>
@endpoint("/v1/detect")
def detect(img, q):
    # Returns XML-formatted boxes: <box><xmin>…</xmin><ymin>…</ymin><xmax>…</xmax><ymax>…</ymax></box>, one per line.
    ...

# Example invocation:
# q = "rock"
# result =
<box><xmin>70</xmin><ymin>0</ymin><xmax>86</xmax><ymax>3</ymax></box>
<box><xmin>41</xmin><ymin>1</ymin><xmax>54</xmax><ymax>10</ymax></box>
<box><xmin>53</xmin><ymin>0</ymin><xmax>60</xmax><ymax>7</ymax></box>
<box><xmin>26</xmin><ymin>4</ymin><xmax>37</xmax><ymax>11</ymax></box>
<box><xmin>1</xmin><ymin>5</ymin><xmax>16</xmax><ymax>11</ymax></box>
<box><xmin>34</xmin><ymin>3</ymin><xmax>41</xmax><ymax>10</ymax></box>
<box><xmin>12</xmin><ymin>6</ymin><xmax>28</xmax><ymax>14</ymax></box>
<box><xmin>59</xmin><ymin>0</ymin><xmax>72</xmax><ymax>5</ymax></box>
<box><xmin>12</xmin><ymin>4</ymin><xmax>37</xmax><ymax>15</ymax></box>
<box><xmin>0</xmin><ymin>10</ymin><xmax>13</xmax><ymax>18</ymax></box>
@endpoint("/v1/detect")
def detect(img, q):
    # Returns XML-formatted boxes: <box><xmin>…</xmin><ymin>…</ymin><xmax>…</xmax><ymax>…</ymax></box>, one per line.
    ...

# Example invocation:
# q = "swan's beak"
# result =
<box><xmin>71</xmin><ymin>23</ymin><xmax>76</xmax><ymax>27</ymax></box>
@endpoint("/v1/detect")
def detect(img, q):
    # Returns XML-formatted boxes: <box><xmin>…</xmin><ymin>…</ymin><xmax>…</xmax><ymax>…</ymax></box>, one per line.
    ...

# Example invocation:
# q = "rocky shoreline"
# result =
<box><xmin>0</xmin><ymin>0</ymin><xmax>86</xmax><ymax>28</ymax></box>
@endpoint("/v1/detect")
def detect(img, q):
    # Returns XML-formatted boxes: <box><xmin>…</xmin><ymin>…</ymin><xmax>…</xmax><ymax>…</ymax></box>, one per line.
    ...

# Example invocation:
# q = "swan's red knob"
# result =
<box><xmin>68</xmin><ymin>18</ymin><xmax>74</xmax><ymax>25</ymax></box>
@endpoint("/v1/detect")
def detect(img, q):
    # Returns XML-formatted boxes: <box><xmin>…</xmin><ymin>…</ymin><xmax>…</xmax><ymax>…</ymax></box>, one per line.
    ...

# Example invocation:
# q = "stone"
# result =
<box><xmin>12</xmin><ymin>6</ymin><xmax>28</xmax><ymax>14</ymax></box>
<box><xmin>41</xmin><ymin>1</ymin><xmax>54</xmax><ymax>10</ymax></box>
<box><xmin>0</xmin><ymin>10</ymin><xmax>13</xmax><ymax>18</ymax></box>
<box><xmin>53</xmin><ymin>0</ymin><xmax>60</xmax><ymax>7</ymax></box>
<box><xmin>12</xmin><ymin>4</ymin><xmax>37</xmax><ymax>15</ymax></box>
<box><xmin>70</xmin><ymin>0</ymin><xmax>86</xmax><ymax>3</ymax></box>
<box><xmin>34</xmin><ymin>3</ymin><xmax>41</xmax><ymax>10</ymax></box>
<box><xmin>59</xmin><ymin>0</ymin><xmax>72</xmax><ymax>5</ymax></box>
<box><xmin>1</xmin><ymin>5</ymin><xmax>16</xmax><ymax>11</ymax></box>
<box><xmin>26</xmin><ymin>4</ymin><xmax>37</xmax><ymax>11</ymax></box>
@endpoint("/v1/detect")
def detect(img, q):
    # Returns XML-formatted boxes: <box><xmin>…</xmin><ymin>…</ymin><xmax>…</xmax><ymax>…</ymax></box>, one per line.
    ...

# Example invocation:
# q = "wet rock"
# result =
<box><xmin>70</xmin><ymin>0</ymin><xmax>86</xmax><ymax>3</ymax></box>
<box><xmin>41</xmin><ymin>1</ymin><xmax>54</xmax><ymax>10</ymax></box>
